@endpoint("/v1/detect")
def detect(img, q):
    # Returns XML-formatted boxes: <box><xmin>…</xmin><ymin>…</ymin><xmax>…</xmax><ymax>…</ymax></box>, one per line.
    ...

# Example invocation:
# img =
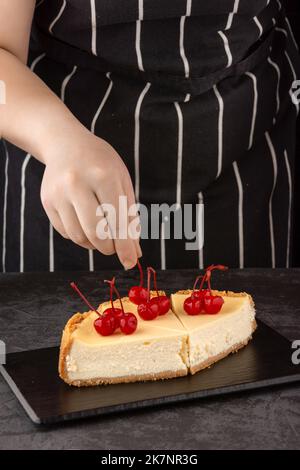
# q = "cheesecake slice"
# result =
<box><xmin>171</xmin><ymin>290</ymin><xmax>257</xmax><ymax>374</ymax></box>
<box><xmin>59</xmin><ymin>295</ymin><xmax>189</xmax><ymax>386</ymax></box>
<box><xmin>59</xmin><ymin>290</ymin><xmax>256</xmax><ymax>386</ymax></box>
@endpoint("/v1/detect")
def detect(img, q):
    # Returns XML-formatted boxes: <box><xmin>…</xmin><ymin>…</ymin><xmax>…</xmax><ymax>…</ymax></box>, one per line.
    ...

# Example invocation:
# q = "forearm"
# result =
<box><xmin>0</xmin><ymin>48</ymin><xmax>87</xmax><ymax>163</ymax></box>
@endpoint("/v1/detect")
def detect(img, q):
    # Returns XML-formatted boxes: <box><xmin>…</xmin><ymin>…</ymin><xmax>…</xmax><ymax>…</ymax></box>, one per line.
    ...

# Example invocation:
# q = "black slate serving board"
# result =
<box><xmin>1</xmin><ymin>319</ymin><xmax>300</xmax><ymax>424</ymax></box>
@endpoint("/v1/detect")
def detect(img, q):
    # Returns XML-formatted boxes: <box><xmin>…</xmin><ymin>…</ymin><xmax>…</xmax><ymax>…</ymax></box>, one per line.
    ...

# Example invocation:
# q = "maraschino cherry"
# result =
<box><xmin>183</xmin><ymin>275</ymin><xmax>205</xmax><ymax>315</ymax></box>
<box><xmin>102</xmin><ymin>278</ymin><xmax>123</xmax><ymax>328</ymax></box>
<box><xmin>128</xmin><ymin>260</ymin><xmax>148</xmax><ymax>305</ymax></box>
<box><xmin>94</xmin><ymin>314</ymin><xmax>117</xmax><ymax>336</ymax></box>
<box><xmin>137</xmin><ymin>268</ymin><xmax>160</xmax><ymax>320</ymax></box>
<box><xmin>104</xmin><ymin>278</ymin><xmax>138</xmax><ymax>335</ymax></box>
<box><xmin>120</xmin><ymin>313</ymin><xmax>138</xmax><ymax>335</ymax></box>
<box><xmin>183</xmin><ymin>265</ymin><xmax>228</xmax><ymax>315</ymax></box>
<box><xmin>70</xmin><ymin>282</ymin><xmax>116</xmax><ymax>336</ymax></box>
<box><xmin>147</xmin><ymin>267</ymin><xmax>170</xmax><ymax>315</ymax></box>
<box><xmin>202</xmin><ymin>267</ymin><xmax>227</xmax><ymax>314</ymax></box>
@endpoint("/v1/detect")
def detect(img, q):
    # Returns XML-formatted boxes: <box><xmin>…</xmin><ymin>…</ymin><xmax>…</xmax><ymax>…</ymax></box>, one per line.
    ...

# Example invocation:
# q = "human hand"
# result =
<box><xmin>40</xmin><ymin>127</ymin><xmax>141</xmax><ymax>269</ymax></box>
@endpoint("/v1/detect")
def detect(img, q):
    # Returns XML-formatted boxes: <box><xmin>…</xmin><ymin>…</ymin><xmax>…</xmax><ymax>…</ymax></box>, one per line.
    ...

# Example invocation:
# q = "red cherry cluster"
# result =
<box><xmin>129</xmin><ymin>263</ymin><xmax>170</xmax><ymax>320</ymax></box>
<box><xmin>184</xmin><ymin>265</ymin><xmax>228</xmax><ymax>316</ymax></box>
<box><xmin>71</xmin><ymin>279</ymin><xmax>137</xmax><ymax>336</ymax></box>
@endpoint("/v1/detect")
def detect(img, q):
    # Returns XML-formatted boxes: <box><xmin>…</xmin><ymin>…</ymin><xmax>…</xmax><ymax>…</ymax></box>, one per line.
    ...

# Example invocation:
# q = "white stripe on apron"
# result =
<box><xmin>267</xmin><ymin>56</ymin><xmax>281</xmax><ymax>120</ymax></box>
<box><xmin>90</xmin><ymin>0</ymin><xmax>97</xmax><ymax>56</ymax></box>
<box><xmin>91</xmin><ymin>72</ymin><xmax>113</xmax><ymax>134</ymax></box>
<box><xmin>225</xmin><ymin>0</ymin><xmax>240</xmax><ymax>30</ymax></box>
<box><xmin>218</xmin><ymin>31</ymin><xmax>232</xmax><ymax>68</ymax></box>
<box><xmin>253</xmin><ymin>17</ymin><xmax>263</xmax><ymax>38</ymax></box>
<box><xmin>179</xmin><ymin>0</ymin><xmax>192</xmax><ymax>78</ymax></box>
<box><xmin>174</xmin><ymin>102</ymin><xmax>183</xmax><ymax>207</ymax></box>
<box><xmin>136</xmin><ymin>0</ymin><xmax>144</xmax><ymax>71</ymax></box>
<box><xmin>213</xmin><ymin>84</ymin><xmax>224</xmax><ymax>178</ymax></box>
<box><xmin>49</xmin><ymin>0</ymin><xmax>66</xmax><ymax>35</ymax></box>
<box><xmin>285</xmin><ymin>16</ymin><xmax>298</xmax><ymax>51</ymax></box>
<box><xmin>245</xmin><ymin>72</ymin><xmax>258</xmax><ymax>150</ymax></box>
<box><xmin>265</xmin><ymin>131</ymin><xmax>278</xmax><ymax>269</ymax></box>
<box><xmin>20</xmin><ymin>154</ymin><xmax>31</xmax><ymax>273</ymax></box>
<box><xmin>61</xmin><ymin>65</ymin><xmax>77</xmax><ymax>103</ymax></box>
<box><xmin>285</xmin><ymin>50</ymin><xmax>300</xmax><ymax>114</ymax></box>
<box><xmin>275</xmin><ymin>27</ymin><xmax>287</xmax><ymax>37</ymax></box>
<box><xmin>283</xmin><ymin>149</ymin><xmax>292</xmax><ymax>268</ymax></box>
<box><xmin>134</xmin><ymin>82</ymin><xmax>151</xmax><ymax>202</ymax></box>
<box><xmin>36</xmin><ymin>0</ymin><xmax>45</xmax><ymax>8</ymax></box>
<box><xmin>233</xmin><ymin>161</ymin><xmax>244</xmax><ymax>269</ymax></box>
<box><xmin>180</xmin><ymin>0</ymin><xmax>192</xmax><ymax>102</ymax></box>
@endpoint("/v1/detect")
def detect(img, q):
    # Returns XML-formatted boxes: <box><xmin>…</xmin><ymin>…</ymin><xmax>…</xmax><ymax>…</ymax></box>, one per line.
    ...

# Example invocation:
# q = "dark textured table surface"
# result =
<box><xmin>0</xmin><ymin>268</ymin><xmax>300</xmax><ymax>450</ymax></box>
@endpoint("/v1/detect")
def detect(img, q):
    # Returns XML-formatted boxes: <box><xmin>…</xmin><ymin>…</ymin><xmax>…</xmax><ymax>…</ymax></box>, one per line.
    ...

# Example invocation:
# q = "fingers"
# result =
<box><xmin>57</xmin><ymin>202</ymin><xmax>95</xmax><ymax>250</ymax></box>
<box><xmin>95</xmin><ymin>185</ymin><xmax>138</xmax><ymax>270</ymax></box>
<box><xmin>42</xmin><ymin>205</ymin><xmax>69</xmax><ymax>239</ymax></box>
<box><xmin>114</xmin><ymin>235</ymin><xmax>139</xmax><ymax>270</ymax></box>
<box><xmin>41</xmin><ymin>145</ymin><xmax>142</xmax><ymax>267</ymax></box>
<box><xmin>72</xmin><ymin>189</ymin><xmax>115</xmax><ymax>256</ymax></box>
<box><xmin>124</xmin><ymin>178</ymin><xmax>143</xmax><ymax>259</ymax></box>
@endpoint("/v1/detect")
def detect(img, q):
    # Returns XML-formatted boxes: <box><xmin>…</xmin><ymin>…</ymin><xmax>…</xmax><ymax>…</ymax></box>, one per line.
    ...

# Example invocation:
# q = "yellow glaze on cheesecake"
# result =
<box><xmin>98</xmin><ymin>292</ymin><xmax>185</xmax><ymax>332</ymax></box>
<box><xmin>59</xmin><ymin>290</ymin><xmax>256</xmax><ymax>386</ymax></box>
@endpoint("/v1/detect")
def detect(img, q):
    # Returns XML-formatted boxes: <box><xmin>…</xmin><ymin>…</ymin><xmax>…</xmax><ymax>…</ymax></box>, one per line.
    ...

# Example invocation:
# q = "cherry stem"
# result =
<box><xmin>148</xmin><ymin>267</ymin><xmax>159</xmax><ymax>298</ymax></box>
<box><xmin>203</xmin><ymin>265</ymin><xmax>227</xmax><ymax>293</ymax></box>
<box><xmin>104</xmin><ymin>278</ymin><xmax>116</xmax><ymax>312</ymax></box>
<box><xmin>70</xmin><ymin>282</ymin><xmax>101</xmax><ymax>316</ymax></box>
<box><xmin>206</xmin><ymin>271</ymin><xmax>212</xmax><ymax>293</ymax></box>
<box><xmin>147</xmin><ymin>268</ymin><xmax>152</xmax><ymax>302</ymax></box>
<box><xmin>206</xmin><ymin>264</ymin><xmax>228</xmax><ymax>273</ymax></box>
<box><xmin>105</xmin><ymin>278</ymin><xmax>125</xmax><ymax>314</ymax></box>
<box><xmin>137</xmin><ymin>260</ymin><xmax>144</xmax><ymax>287</ymax></box>
<box><xmin>198</xmin><ymin>274</ymin><xmax>208</xmax><ymax>292</ymax></box>
<box><xmin>192</xmin><ymin>275</ymin><xmax>203</xmax><ymax>294</ymax></box>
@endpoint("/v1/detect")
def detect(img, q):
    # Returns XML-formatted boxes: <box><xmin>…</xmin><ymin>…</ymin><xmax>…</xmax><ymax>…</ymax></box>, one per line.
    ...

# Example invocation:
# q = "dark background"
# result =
<box><xmin>284</xmin><ymin>0</ymin><xmax>300</xmax><ymax>266</ymax></box>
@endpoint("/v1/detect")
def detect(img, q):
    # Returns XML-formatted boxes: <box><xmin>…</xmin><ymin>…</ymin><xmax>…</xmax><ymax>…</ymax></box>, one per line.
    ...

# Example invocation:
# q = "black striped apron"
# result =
<box><xmin>1</xmin><ymin>0</ymin><xmax>299</xmax><ymax>272</ymax></box>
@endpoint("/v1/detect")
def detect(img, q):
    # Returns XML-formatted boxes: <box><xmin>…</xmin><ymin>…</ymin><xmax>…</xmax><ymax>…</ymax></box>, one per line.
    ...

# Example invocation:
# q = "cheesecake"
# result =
<box><xmin>59</xmin><ymin>290</ymin><xmax>256</xmax><ymax>386</ymax></box>
<box><xmin>171</xmin><ymin>290</ymin><xmax>257</xmax><ymax>374</ymax></box>
<box><xmin>59</xmin><ymin>294</ymin><xmax>189</xmax><ymax>386</ymax></box>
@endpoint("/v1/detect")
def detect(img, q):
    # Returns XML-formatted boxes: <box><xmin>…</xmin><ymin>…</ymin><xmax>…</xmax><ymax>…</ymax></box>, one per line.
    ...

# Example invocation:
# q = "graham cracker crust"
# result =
<box><xmin>58</xmin><ymin>311</ymin><xmax>91</xmax><ymax>383</ymax></box>
<box><xmin>63</xmin><ymin>367</ymin><xmax>188</xmax><ymax>387</ymax></box>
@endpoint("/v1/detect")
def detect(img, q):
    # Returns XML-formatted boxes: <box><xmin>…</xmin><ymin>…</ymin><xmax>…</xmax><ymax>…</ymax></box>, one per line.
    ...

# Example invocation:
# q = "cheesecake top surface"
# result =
<box><xmin>70</xmin><ymin>291</ymin><xmax>253</xmax><ymax>345</ymax></box>
<box><xmin>171</xmin><ymin>290</ymin><xmax>253</xmax><ymax>331</ymax></box>
<box><xmin>99</xmin><ymin>295</ymin><xmax>186</xmax><ymax>332</ymax></box>
<box><xmin>72</xmin><ymin>309</ymin><xmax>186</xmax><ymax>345</ymax></box>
